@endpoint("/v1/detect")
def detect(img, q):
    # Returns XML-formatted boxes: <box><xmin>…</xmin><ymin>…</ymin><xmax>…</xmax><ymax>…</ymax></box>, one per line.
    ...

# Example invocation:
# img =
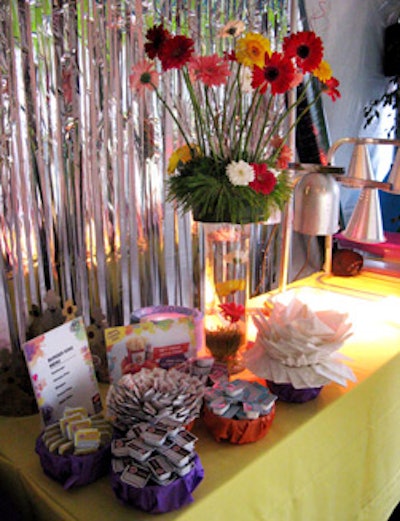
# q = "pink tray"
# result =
<box><xmin>335</xmin><ymin>232</ymin><xmax>400</xmax><ymax>261</ymax></box>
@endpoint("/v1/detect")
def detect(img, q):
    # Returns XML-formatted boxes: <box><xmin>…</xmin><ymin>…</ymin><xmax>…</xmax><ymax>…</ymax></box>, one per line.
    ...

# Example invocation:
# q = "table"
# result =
<box><xmin>1</xmin><ymin>271</ymin><xmax>400</xmax><ymax>521</ymax></box>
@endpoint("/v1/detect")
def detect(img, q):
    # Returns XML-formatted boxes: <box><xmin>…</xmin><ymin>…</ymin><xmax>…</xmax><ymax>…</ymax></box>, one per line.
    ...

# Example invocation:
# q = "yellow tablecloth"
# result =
<box><xmin>1</xmin><ymin>271</ymin><xmax>400</xmax><ymax>521</ymax></box>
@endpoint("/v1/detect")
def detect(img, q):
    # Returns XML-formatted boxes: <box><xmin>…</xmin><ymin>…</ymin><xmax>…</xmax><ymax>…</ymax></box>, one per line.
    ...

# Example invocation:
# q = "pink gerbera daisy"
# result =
<box><xmin>249</xmin><ymin>163</ymin><xmax>277</xmax><ymax>195</ymax></box>
<box><xmin>129</xmin><ymin>60</ymin><xmax>158</xmax><ymax>94</ymax></box>
<box><xmin>252</xmin><ymin>52</ymin><xmax>295</xmax><ymax>95</ymax></box>
<box><xmin>189</xmin><ymin>54</ymin><xmax>231</xmax><ymax>86</ymax></box>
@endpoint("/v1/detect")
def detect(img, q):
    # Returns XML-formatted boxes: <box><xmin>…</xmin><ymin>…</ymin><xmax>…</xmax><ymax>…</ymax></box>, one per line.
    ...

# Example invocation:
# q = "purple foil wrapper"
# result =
<box><xmin>111</xmin><ymin>453</ymin><xmax>204</xmax><ymax>514</ymax></box>
<box><xmin>266</xmin><ymin>381</ymin><xmax>323</xmax><ymax>403</ymax></box>
<box><xmin>35</xmin><ymin>435</ymin><xmax>111</xmax><ymax>490</ymax></box>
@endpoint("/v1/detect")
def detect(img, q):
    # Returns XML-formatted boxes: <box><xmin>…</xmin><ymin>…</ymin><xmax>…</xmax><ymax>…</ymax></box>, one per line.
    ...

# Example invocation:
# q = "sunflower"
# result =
<box><xmin>62</xmin><ymin>299</ymin><xmax>78</xmax><ymax>322</ymax></box>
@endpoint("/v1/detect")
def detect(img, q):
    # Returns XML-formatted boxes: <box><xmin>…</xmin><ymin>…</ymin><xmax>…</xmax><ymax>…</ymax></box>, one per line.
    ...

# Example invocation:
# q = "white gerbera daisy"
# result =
<box><xmin>226</xmin><ymin>160</ymin><xmax>255</xmax><ymax>186</ymax></box>
<box><xmin>240</xmin><ymin>67</ymin><xmax>254</xmax><ymax>93</ymax></box>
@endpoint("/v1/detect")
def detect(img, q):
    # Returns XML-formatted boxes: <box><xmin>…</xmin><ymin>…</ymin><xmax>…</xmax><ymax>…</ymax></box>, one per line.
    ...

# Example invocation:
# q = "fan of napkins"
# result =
<box><xmin>245</xmin><ymin>295</ymin><xmax>356</xmax><ymax>389</ymax></box>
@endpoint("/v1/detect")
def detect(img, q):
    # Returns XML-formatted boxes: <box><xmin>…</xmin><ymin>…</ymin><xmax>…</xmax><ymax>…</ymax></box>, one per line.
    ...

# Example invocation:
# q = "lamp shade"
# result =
<box><xmin>342</xmin><ymin>188</ymin><xmax>386</xmax><ymax>244</ymax></box>
<box><xmin>345</xmin><ymin>143</ymin><xmax>374</xmax><ymax>185</ymax></box>
<box><xmin>388</xmin><ymin>147</ymin><xmax>400</xmax><ymax>194</ymax></box>
<box><xmin>293</xmin><ymin>173</ymin><xmax>340</xmax><ymax>235</ymax></box>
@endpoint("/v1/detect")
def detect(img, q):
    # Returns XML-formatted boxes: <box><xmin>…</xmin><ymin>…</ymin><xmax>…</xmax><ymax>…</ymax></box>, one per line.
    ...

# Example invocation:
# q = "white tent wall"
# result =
<box><xmin>303</xmin><ymin>0</ymin><xmax>399</xmax><ymax>222</ymax></box>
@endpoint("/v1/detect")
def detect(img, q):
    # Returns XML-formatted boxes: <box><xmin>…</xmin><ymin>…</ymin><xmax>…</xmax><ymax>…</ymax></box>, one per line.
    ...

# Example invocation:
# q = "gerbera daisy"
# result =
<box><xmin>226</xmin><ymin>160</ymin><xmax>255</xmax><ymax>186</ymax></box>
<box><xmin>252</xmin><ymin>52</ymin><xmax>295</xmax><ymax>94</ymax></box>
<box><xmin>235</xmin><ymin>32</ymin><xmax>271</xmax><ymax>68</ymax></box>
<box><xmin>129</xmin><ymin>60</ymin><xmax>158</xmax><ymax>94</ymax></box>
<box><xmin>215</xmin><ymin>279</ymin><xmax>246</xmax><ymax>298</ymax></box>
<box><xmin>313</xmin><ymin>59</ymin><xmax>332</xmax><ymax>82</ymax></box>
<box><xmin>219</xmin><ymin>302</ymin><xmax>245</xmax><ymax>323</ymax></box>
<box><xmin>218</xmin><ymin>20</ymin><xmax>246</xmax><ymax>38</ymax></box>
<box><xmin>168</xmin><ymin>144</ymin><xmax>200</xmax><ymax>173</ymax></box>
<box><xmin>239</xmin><ymin>66</ymin><xmax>254</xmax><ymax>92</ymax></box>
<box><xmin>189</xmin><ymin>54</ymin><xmax>231</xmax><ymax>86</ymax></box>
<box><xmin>271</xmin><ymin>136</ymin><xmax>292</xmax><ymax>169</ymax></box>
<box><xmin>323</xmin><ymin>76</ymin><xmax>341</xmax><ymax>101</ymax></box>
<box><xmin>159</xmin><ymin>35</ymin><xmax>195</xmax><ymax>70</ymax></box>
<box><xmin>249</xmin><ymin>163</ymin><xmax>277</xmax><ymax>195</ymax></box>
<box><xmin>144</xmin><ymin>24</ymin><xmax>171</xmax><ymax>59</ymax></box>
<box><xmin>283</xmin><ymin>30</ymin><xmax>323</xmax><ymax>73</ymax></box>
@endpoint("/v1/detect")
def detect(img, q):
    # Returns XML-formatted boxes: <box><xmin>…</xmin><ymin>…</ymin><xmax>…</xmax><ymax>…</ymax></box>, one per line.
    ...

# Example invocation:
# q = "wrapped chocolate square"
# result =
<box><xmin>35</xmin><ymin>408</ymin><xmax>112</xmax><ymax>489</ymax></box>
<box><xmin>202</xmin><ymin>380</ymin><xmax>277</xmax><ymax>444</ymax></box>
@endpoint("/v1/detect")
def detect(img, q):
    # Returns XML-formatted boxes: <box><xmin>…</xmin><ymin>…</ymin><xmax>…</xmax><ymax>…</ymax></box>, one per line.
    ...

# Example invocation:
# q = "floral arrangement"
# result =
<box><xmin>130</xmin><ymin>21</ymin><xmax>340</xmax><ymax>223</ymax></box>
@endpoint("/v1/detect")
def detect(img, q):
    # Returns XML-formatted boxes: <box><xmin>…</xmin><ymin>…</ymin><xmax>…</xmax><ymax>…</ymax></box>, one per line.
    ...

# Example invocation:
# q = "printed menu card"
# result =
<box><xmin>23</xmin><ymin>317</ymin><xmax>102</xmax><ymax>426</ymax></box>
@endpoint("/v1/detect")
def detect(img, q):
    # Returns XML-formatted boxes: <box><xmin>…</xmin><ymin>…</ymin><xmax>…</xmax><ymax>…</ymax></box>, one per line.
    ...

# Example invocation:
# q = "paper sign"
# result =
<box><xmin>23</xmin><ymin>317</ymin><xmax>102</xmax><ymax>426</ymax></box>
<box><xmin>105</xmin><ymin>317</ymin><xmax>196</xmax><ymax>383</ymax></box>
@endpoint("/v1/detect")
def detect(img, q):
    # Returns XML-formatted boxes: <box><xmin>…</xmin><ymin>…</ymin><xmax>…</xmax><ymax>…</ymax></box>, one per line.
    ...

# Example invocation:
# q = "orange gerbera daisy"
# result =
<box><xmin>235</xmin><ymin>32</ymin><xmax>271</xmax><ymax>68</ymax></box>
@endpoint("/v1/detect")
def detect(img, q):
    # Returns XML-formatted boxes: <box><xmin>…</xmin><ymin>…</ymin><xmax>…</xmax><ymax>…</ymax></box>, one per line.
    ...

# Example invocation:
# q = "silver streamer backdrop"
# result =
<box><xmin>0</xmin><ymin>0</ymin><xmax>289</xmax><ymax>353</ymax></box>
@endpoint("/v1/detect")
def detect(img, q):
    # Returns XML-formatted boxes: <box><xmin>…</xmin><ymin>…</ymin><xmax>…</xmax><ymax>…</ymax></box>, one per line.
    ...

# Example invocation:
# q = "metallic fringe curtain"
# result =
<box><xmin>0</xmin><ymin>0</ymin><xmax>289</xmax><ymax>355</ymax></box>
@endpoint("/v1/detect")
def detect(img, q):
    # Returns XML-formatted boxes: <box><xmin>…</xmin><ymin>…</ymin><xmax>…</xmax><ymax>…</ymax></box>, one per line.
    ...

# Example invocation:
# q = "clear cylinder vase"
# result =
<box><xmin>198</xmin><ymin>222</ymin><xmax>251</xmax><ymax>372</ymax></box>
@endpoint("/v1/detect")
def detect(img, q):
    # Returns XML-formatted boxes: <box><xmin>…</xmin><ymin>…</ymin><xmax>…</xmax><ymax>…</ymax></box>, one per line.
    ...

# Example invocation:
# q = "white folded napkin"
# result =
<box><xmin>245</xmin><ymin>295</ymin><xmax>356</xmax><ymax>389</ymax></box>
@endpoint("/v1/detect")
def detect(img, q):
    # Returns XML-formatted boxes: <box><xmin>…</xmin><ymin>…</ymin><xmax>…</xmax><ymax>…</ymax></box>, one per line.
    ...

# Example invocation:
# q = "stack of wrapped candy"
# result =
<box><xmin>203</xmin><ymin>380</ymin><xmax>277</xmax><ymax>444</ymax></box>
<box><xmin>35</xmin><ymin>407</ymin><xmax>112</xmax><ymax>489</ymax></box>
<box><xmin>106</xmin><ymin>367</ymin><xmax>205</xmax><ymax>430</ymax></box>
<box><xmin>40</xmin><ymin>407</ymin><xmax>112</xmax><ymax>456</ymax></box>
<box><xmin>111</xmin><ymin>422</ymin><xmax>200</xmax><ymax>487</ymax></box>
<box><xmin>106</xmin><ymin>367</ymin><xmax>205</xmax><ymax>513</ymax></box>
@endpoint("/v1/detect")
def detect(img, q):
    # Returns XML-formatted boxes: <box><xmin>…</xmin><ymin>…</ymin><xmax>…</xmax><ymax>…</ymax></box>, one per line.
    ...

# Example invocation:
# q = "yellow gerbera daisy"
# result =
<box><xmin>235</xmin><ymin>32</ymin><xmax>271</xmax><ymax>68</ymax></box>
<box><xmin>313</xmin><ymin>60</ymin><xmax>332</xmax><ymax>82</ymax></box>
<box><xmin>167</xmin><ymin>144</ymin><xmax>200</xmax><ymax>174</ymax></box>
<box><xmin>216</xmin><ymin>279</ymin><xmax>246</xmax><ymax>298</ymax></box>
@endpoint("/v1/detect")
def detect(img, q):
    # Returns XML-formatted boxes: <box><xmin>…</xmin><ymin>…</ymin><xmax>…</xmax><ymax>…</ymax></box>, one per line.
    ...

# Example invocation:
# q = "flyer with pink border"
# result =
<box><xmin>23</xmin><ymin>317</ymin><xmax>102</xmax><ymax>426</ymax></box>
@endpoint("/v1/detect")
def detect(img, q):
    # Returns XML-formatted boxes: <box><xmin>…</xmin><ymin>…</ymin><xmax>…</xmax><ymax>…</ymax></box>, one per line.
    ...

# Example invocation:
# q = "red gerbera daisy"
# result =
<box><xmin>159</xmin><ymin>35</ymin><xmax>195</xmax><ymax>71</ymax></box>
<box><xmin>252</xmin><ymin>52</ymin><xmax>295</xmax><ymax>95</ymax></box>
<box><xmin>223</xmin><ymin>50</ymin><xmax>237</xmax><ymax>62</ymax></box>
<box><xmin>219</xmin><ymin>302</ymin><xmax>245</xmax><ymax>323</ymax></box>
<box><xmin>249</xmin><ymin>163</ymin><xmax>277</xmax><ymax>194</ymax></box>
<box><xmin>189</xmin><ymin>54</ymin><xmax>231</xmax><ymax>86</ymax></box>
<box><xmin>322</xmin><ymin>76</ymin><xmax>341</xmax><ymax>101</ymax></box>
<box><xmin>283</xmin><ymin>31</ymin><xmax>323</xmax><ymax>73</ymax></box>
<box><xmin>144</xmin><ymin>24</ymin><xmax>171</xmax><ymax>59</ymax></box>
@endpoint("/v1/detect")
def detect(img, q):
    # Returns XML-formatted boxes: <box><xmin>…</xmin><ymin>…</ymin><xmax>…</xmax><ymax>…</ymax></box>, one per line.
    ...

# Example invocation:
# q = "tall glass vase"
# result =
<box><xmin>199</xmin><ymin>222</ymin><xmax>251</xmax><ymax>373</ymax></box>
